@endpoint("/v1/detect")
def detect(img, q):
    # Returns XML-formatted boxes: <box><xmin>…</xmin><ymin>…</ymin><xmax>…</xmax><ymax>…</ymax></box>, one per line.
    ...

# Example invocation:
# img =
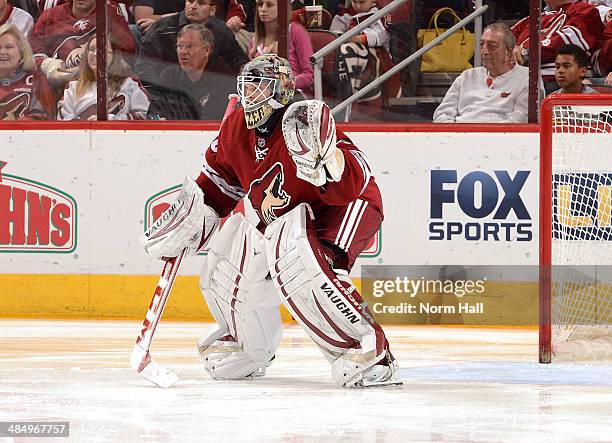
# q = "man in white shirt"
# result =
<box><xmin>433</xmin><ymin>23</ymin><xmax>542</xmax><ymax>123</ymax></box>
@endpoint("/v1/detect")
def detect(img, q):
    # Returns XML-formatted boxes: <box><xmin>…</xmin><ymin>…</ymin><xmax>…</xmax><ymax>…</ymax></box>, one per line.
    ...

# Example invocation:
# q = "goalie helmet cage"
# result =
<box><xmin>539</xmin><ymin>94</ymin><xmax>612</xmax><ymax>364</ymax></box>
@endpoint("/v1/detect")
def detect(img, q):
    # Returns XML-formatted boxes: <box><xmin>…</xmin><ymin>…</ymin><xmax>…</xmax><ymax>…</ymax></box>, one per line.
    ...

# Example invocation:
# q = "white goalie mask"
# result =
<box><xmin>237</xmin><ymin>54</ymin><xmax>295</xmax><ymax>129</ymax></box>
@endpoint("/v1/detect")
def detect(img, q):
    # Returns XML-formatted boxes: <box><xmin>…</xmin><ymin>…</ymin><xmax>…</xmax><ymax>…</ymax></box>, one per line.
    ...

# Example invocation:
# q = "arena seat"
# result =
<box><xmin>308</xmin><ymin>29</ymin><xmax>337</xmax><ymax>74</ymax></box>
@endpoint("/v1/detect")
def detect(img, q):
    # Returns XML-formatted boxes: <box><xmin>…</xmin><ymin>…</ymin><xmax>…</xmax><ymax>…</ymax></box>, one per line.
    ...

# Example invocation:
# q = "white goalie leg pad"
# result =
<box><xmin>264</xmin><ymin>204</ymin><xmax>387</xmax><ymax>387</ymax></box>
<box><xmin>199</xmin><ymin>213</ymin><xmax>282</xmax><ymax>380</ymax></box>
<box><xmin>141</xmin><ymin>176</ymin><xmax>219</xmax><ymax>259</ymax></box>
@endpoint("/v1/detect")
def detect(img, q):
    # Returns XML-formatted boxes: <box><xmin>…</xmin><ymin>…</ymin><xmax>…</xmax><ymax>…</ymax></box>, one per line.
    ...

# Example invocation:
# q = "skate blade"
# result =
<box><xmin>358</xmin><ymin>378</ymin><xmax>404</xmax><ymax>388</ymax></box>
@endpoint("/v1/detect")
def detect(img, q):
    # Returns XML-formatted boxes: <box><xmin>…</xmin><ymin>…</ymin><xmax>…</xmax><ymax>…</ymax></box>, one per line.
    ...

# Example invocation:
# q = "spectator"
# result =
<box><xmin>132</xmin><ymin>0</ymin><xmax>250</xmax><ymax>51</ymax></box>
<box><xmin>0</xmin><ymin>23</ymin><xmax>55</xmax><ymax>119</ymax></box>
<box><xmin>237</xmin><ymin>0</ymin><xmax>256</xmax><ymax>33</ymax></box>
<box><xmin>248</xmin><ymin>0</ymin><xmax>313</xmax><ymax>94</ymax></box>
<box><xmin>135</xmin><ymin>0</ymin><xmax>248</xmax><ymax>88</ymax></box>
<box><xmin>550</xmin><ymin>44</ymin><xmax>599</xmax><ymax>94</ymax></box>
<box><xmin>147</xmin><ymin>24</ymin><xmax>232</xmax><ymax>120</ymax></box>
<box><xmin>330</xmin><ymin>0</ymin><xmax>389</xmax><ymax>50</ymax></box>
<box><xmin>433</xmin><ymin>23</ymin><xmax>541</xmax><ymax>123</ymax></box>
<box><xmin>0</xmin><ymin>0</ymin><xmax>34</xmax><ymax>37</ymax></box>
<box><xmin>131</xmin><ymin>0</ymin><xmax>185</xmax><ymax>48</ymax></box>
<box><xmin>589</xmin><ymin>0</ymin><xmax>612</xmax><ymax>6</ymax></box>
<box><xmin>37</xmin><ymin>0</ymin><xmax>67</xmax><ymax>10</ymax></box>
<box><xmin>29</xmin><ymin>0</ymin><xmax>135</xmax><ymax>90</ymax></box>
<box><xmin>327</xmin><ymin>0</ymin><xmax>401</xmax><ymax>114</ymax></box>
<box><xmin>593</xmin><ymin>5</ymin><xmax>612</xmax><ymax>84</ymax></box>
<box><xmin>37</xmin><ymin>0</ymin><xmax>130</xmax><ymax>22</ymax></box>
<box><xmin>512</xmin><ymin>0</ymin><xmax>604</xmax><ymax>92</ymax></box>
<box><xmin>215</xmin><ymin>0</ymin><xmax>252</xmax><ymax>53</ymax></box>
<box><xmin>12</xmin><ymin>0</ymin><xmax>40</xmax><ymax>22</ymax></box>
<box><xmin>57</xmin><ymin>34</ymin><xmax>149</xmax><ymax>120</ymax></box>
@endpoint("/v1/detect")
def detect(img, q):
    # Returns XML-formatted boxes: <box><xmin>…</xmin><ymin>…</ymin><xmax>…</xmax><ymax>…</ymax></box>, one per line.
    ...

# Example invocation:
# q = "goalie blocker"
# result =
<box><xmin>141</xmin><ymin>176</ymin><xmax>219</xmax><ymax>260</ymax></box>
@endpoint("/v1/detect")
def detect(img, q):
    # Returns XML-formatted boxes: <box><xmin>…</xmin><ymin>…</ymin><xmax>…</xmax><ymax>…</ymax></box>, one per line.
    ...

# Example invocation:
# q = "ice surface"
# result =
<box><xmin>1</xmin><ymin>320</ymin><xmax>611</xmax><ymax>442</ymax></box>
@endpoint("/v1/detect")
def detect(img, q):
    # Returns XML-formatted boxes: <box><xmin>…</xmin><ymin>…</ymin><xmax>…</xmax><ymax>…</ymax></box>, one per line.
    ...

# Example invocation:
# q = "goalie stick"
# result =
<box><xmin>131</xmin><ymin>94</ymin><xmax>240</xmax><ymax>388</ymax></box>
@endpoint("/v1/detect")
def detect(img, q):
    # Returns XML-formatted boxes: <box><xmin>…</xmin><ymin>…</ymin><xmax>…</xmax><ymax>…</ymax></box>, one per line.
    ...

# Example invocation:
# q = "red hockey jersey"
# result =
<box><xmin>595</xmin><ymin>21</ymin><xmax>612</xmax><ymax>76</ymax></box>
<box><xmin>37</xmin><ymin>0</ymin><xmax>132</xmax><ymax>21</ymax></box>
<box><xmin>0</xmin><ymin>70</ymin><xmax>56</xmax><ymax>120</ymax></box>
<box><xmin>29</xmin><ymin>1</ymin><xmax>135</xmax><ymax>69</ymax></box>
<box><xmin>512</xmin><ymin>2</ymin><xmax>603</xmax><ymax>81</ymax></box>
<box><xmin>195</xmin><ymin>107</ymin><xmax>383</xmax><ymax>233</ymax></box>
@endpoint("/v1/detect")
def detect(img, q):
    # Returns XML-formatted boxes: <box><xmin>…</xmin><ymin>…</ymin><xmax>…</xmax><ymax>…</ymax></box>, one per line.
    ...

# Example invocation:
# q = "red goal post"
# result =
<box><xmin>539</xmin><ymin>94</ymin><xmax>612</xmax><ymax>363</ymax></box>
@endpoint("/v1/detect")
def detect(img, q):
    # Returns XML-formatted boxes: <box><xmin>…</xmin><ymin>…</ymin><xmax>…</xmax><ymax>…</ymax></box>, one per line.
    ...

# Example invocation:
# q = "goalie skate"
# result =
<box><xmin>353</xmin><ymin>355</ymin><xmax>402</xmax><ymax>388</ymax></box>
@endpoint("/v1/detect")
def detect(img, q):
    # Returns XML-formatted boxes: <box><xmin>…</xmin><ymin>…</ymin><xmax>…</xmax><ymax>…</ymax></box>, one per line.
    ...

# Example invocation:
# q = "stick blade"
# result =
<box><xmin>131</xmin><ymin>344</ymin><xmax>179</xmax><ymax>388</ymax></box>
<box><xmin>140</xmin><ymin>359</ymin><xmax>180</xmax><ymax>388</ymax></box>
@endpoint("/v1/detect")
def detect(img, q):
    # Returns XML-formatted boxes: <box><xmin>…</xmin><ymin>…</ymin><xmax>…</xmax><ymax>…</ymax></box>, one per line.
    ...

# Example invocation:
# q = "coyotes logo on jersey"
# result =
<box><xmin>247</xmin><ymin>162</ymin><xmax>291</xmax><ymax>224</ymax></box>
<box><xmin>0</xmin><ymin>92</ymin><xmax>31</xmax><ymax>120</ymax></box>
<box><xmin>53</xmin><ymin>29</ymin><xmax>94</xmax><ymax>68</ymax></box>
<box><xmin>79</xmin><ymin>95</ymin><xmax>127</xmax><ymax>120</ymax></box>
<box><xmin>73</xmin><ymin>19</ymin><xmax>90</xmax><ymax>31</ymax></box>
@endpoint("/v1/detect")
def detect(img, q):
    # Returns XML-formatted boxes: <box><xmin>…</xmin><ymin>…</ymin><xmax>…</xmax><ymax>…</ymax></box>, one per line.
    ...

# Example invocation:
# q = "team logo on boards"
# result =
<box><xmin>429</xmin><ymin>170</ymin><xmax>533</xmax><ymax>242</ymax></box>
<box><xmin>553</xmin><ymin>173</ymin><xmax>612</xmax><ymax>240</ymax></box>
<box><xmin>360</xmin><ymin>226</ymin><xmax>381</xmax><ymax>258</ymax></box>
<box><xmin>0</xmin><ymin>161</ymin><xmax>77</xmax><ymax>253</ymax></box>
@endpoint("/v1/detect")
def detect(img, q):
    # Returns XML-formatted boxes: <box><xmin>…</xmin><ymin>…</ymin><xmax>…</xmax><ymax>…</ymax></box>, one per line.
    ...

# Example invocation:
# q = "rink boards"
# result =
<box><xmin>0</xmin><ymin>123</ymin><xmax>549</xmax><ymax>322</ymax></box>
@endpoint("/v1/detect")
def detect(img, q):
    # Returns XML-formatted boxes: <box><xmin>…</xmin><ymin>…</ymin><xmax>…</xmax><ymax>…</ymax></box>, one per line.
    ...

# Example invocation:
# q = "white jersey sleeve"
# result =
<box><xmin>110</xmin><ymin>78</ymin><xmax>150</xmax><ymax>120</ymax></box>
<box><xmin>7</xmin><ymin>7</ymin><xmax>34</xmax><ymax>38</ymax></box>
<box><xmin>56</xmin><ymin>81</ymin><xmax>79</xmax><ymax>121</ymax></box>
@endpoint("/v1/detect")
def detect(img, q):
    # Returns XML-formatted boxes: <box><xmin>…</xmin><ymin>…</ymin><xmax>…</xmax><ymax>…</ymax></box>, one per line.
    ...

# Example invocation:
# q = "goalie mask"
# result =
<box><xmin>237</xmin><ymin>54</ymin><xmax>295</xmax><ymax>129</ymax></box>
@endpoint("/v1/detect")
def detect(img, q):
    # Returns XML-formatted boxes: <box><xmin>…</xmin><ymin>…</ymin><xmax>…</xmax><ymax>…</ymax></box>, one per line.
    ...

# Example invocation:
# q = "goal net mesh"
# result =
<box><xmin>550</xmin><ymin>104</ymin><xmax>612</xmax><ymax>360</ymax></box>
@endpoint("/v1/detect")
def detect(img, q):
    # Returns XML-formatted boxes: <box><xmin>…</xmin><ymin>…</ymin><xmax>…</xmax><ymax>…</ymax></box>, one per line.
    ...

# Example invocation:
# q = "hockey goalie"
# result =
<box><xmin>141</xmin><ymin>54</ymin><xmax>401</xmax><ymax>388</ymax></box>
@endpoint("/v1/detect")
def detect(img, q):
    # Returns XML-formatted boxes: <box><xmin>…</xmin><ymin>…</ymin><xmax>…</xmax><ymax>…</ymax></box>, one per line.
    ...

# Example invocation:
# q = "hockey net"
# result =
<box><xmin>540</xmin><ymin>95</ymin><xmax>612</xmax><ymax>363</ymax></box>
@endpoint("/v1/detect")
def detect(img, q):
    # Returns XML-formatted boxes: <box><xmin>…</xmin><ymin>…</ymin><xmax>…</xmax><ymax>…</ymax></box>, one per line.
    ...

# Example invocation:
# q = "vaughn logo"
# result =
<box><xmin>144</xmin><ymin>184</ymin><xmax>382</xmax><ymax>258</ymax></box>
<box><xmin>0</xmin><ymin>161</ymin><xmax>77</xmax><ymax>253</ymax></box>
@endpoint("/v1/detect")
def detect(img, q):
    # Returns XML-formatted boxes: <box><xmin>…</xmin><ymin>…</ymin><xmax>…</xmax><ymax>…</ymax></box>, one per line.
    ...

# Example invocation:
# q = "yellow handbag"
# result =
<box><xmin>417</xmin><ymin>7</ymin><xmax>475</xmax><ymax>72</ymax></box>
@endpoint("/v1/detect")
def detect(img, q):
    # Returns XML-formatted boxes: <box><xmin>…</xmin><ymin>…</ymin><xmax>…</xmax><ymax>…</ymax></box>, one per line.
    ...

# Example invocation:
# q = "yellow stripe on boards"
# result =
<box><xmin>0</xmin><ymin>274</ymin><xmax>298</xmax><ymax>321</ymax></box>
<box><xmin>0</xmin><ymin>275</ymin><xmax>544</xmax><ymax>326</ymax></box>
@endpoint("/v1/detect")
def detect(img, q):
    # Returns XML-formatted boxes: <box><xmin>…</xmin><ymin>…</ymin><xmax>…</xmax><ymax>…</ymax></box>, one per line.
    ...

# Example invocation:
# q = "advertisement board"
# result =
<box><xmin>0</xmin><ymin>125</ymin><xmax>541</xmax><ymax>320</ymax></box>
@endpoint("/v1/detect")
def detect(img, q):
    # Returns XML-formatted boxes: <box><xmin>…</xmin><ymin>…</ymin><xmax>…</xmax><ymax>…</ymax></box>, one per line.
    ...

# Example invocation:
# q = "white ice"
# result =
<box><xmin>1</xmin><ymin>320</ymin><xmax>612</xmax><ymax>442</ymax></box>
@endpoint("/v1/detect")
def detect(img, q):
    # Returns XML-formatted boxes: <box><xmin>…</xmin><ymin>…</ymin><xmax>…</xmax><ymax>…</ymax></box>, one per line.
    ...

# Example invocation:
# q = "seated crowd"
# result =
<box><xmin>435</xmin><ymin>0</ymin><xmax>611</xmax><ymax>123</ymax></box>
<box><xmin>0</xmin><ymin>0</ymin><xmax>609</xmax><ymax>122</ymax></box>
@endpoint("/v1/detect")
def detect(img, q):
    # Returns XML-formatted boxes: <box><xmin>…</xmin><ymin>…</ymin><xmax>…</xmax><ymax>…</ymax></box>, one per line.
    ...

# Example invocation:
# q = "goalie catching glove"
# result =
<box><xmin>140</xmin><ymin>176</ymin><xmax>219</xmax><ymax>259</ymax></box>
<box><xmin>282</xmin><ymin>100</ymin><xmax>345</xmax><ymax>187</ymax></box>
